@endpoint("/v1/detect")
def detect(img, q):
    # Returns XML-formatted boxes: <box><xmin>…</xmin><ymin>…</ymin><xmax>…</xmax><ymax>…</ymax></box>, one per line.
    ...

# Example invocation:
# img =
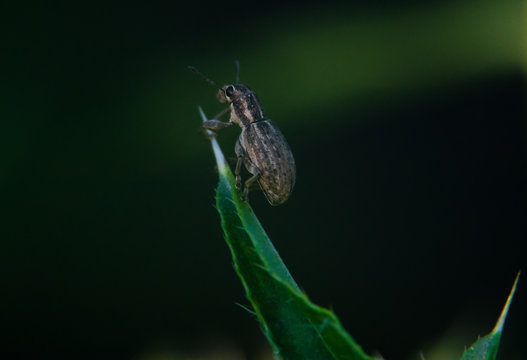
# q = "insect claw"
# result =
<box><xmin>200</xmin><ymin>126</ymin><xmax>218</xmax><ymax>140</ymax></box>
<box><xmin>242</xmin><ymin>187</ymin><xmax>250</xmax><ymax>202</ymax></box>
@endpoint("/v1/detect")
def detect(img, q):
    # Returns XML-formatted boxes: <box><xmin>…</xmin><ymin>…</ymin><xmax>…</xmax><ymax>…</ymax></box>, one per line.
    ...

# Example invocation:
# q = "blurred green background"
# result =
<box><xmin>2</xmin><ymin>0</ymin><xmax>526</xmax><ymax>359</ymax></box>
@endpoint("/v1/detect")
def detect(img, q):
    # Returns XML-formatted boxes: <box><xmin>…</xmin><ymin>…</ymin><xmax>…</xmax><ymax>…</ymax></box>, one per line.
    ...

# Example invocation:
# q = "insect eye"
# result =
<box><xmin>225</xmin><ymin>86</ymin><xmax>235</xmax><ymax>97</ymax></box>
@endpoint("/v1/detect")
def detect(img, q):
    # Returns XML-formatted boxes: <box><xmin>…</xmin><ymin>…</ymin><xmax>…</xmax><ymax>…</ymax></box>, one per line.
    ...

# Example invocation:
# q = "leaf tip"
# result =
<box><xmin>492</xmin><ymin>271</ymin><xmax>520</xmax><ymax>334</ymax></box>
<box><xmin>198</xmin><ymin>107</ymin><xmax>229</xmax><ymax>176</ymax></box>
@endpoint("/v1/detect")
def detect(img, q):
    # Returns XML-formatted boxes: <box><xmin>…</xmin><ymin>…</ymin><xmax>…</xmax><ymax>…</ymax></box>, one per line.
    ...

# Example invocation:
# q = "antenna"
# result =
<box><xmin>235</xmin><ymin>60</ymin><xmax>240</xmax><ymax>83</ymax></box>
<box><xmin>188</xmin><ymin>66</ymin><xmax>219</xmax><ymax>88</ymax></box>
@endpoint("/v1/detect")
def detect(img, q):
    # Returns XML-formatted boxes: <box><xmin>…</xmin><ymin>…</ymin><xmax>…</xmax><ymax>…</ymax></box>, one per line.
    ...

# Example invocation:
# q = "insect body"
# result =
<box><xmin>201</xmin><ymin>81</ymin><xmax>296</xmax><ymax>206</ymax></box>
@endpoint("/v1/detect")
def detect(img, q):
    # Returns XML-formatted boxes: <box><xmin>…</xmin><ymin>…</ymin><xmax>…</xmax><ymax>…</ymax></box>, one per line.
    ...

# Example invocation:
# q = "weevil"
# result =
<box><xmin>189</xmin><ymin>64</ymin><xmax>296</xmax><ymax>206</ymax></box>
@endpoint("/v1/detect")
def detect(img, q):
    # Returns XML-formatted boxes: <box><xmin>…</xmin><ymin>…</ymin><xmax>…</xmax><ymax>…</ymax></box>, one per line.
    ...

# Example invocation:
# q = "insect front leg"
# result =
<box><xmin>201</xmin><ymin>119</ymin><xmax>232</xmax><ymax>132</ymax></box>
<box><xmin>212</xmin><ymin>106</ymin><xmax>230</xmax><ymax>120</ymax></box>
<box><xmin>201</xmin><ymin>107</ymin><xmax>232</xmax><ymax>134</ymax></box>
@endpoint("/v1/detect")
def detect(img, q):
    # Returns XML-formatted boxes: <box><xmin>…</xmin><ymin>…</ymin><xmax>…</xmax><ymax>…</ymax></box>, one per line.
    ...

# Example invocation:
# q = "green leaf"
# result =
<box><xmin>199</xmin><ymin>107</ymin><xmax>376</xmax><ymax>360</ymax></box>
<box><xmin>459</xmin><ymin>272</ymin><xmax>520</xmax><ymax>360</ymax></box>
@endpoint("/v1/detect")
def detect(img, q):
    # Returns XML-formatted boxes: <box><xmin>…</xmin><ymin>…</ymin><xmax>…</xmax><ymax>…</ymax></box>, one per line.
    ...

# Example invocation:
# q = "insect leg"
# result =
<box><xmin>235</xmin><ymin>156</ymin><xmax>244</xmax><ymax>190</ymax></box>
<box><xmin>242</xmin><ymin>165</ymin><xmax>260</xmax><ymax>202</ymax></box>
<box><xmin>234</xmin><ymin>140</ymin><xmax>244</xmax><ymax>190</ymax></box>
<box><xmin>234</xmin><ymin>140</ymin><xmax>260</xmax><ymax>201</ymax></box>
<box><xmin>201</xmin><ymin>119</ymin><xmax>232</xmax><ymax>132</ymax></box>
<box><xmin>201</xmin><ymin>107</ymin><xmax>232</xmax><ymax>135</ymax></box>
<box><xmin>212</xmin><ymin>106</ymin><xmax>230</xmax><ymax>120</ymax></box>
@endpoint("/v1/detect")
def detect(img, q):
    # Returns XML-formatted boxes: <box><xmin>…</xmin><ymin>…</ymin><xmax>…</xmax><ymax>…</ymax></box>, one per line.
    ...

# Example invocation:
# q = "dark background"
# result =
<box><xmin>2</xmin><ymin>1</ymin><xmax>526</xmax><ymax>359</ymax></box>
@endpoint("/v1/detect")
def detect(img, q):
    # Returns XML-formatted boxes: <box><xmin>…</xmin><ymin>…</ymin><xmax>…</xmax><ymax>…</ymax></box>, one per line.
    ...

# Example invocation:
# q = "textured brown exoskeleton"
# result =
<box><xmin>193</xmin><ymin>66</ymin><xmax>296</xmax><ymax>206</ymax></box>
